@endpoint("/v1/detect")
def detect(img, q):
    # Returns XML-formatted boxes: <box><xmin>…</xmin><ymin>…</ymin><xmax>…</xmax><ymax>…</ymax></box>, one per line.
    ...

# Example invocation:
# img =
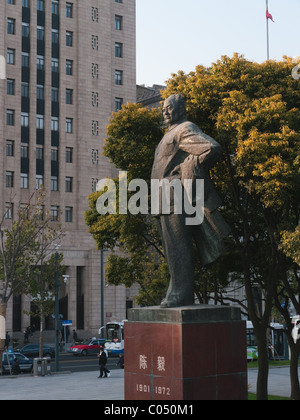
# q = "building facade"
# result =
<box><xmin>0</xmin><ymin>0</ymin><xmax>137</xmax><ymax>338</ymax></box>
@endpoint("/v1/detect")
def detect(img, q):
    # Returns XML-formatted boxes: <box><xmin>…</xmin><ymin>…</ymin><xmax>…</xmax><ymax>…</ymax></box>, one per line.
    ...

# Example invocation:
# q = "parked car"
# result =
<box><xmin>16</xmin><ymin>344</ymin><xmax>55</xmax><ymax>359</ymax></box>
<box><xmin>2</xmin><ymin>351</ymin><xmax>33</xmax><ymax>374</ymax></box>
<box><xmin>68</xmin><ymin>338</ymin><xmax>106</xmax><ymax>356</ymax></box>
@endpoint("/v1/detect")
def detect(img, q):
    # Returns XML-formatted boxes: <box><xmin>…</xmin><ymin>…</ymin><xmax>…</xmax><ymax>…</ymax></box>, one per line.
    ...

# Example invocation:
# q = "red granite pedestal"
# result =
<box><xmin>124</xmin><ymin>305</ymin><xmax>247</xmax><ymax>400</ymax></box>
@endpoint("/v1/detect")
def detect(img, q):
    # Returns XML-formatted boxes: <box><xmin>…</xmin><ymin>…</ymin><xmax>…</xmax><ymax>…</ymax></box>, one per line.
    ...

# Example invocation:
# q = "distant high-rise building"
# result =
<box><xmin>0</xmin><ymin>0</ymin><xmax>136</xmax><ymax>336</ymax></box>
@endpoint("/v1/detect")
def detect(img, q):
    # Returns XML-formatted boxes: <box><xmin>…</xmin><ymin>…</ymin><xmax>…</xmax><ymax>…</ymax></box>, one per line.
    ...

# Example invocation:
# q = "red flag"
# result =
<box><xmin>266</xmin><ymin>9</ymin><xmax>274</xmax><ymax>22</ymax></box>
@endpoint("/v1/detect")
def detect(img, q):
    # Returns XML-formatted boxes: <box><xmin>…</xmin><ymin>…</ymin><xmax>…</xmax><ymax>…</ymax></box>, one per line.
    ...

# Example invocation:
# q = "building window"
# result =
<box><xmin>22</xmin><ymin>0</ymin><xmax>29</xmax><ymax>7</ymax></box>
<box><xmin>22</xmin><ymin>23</ymin><xmax>30</xmax><ymax>37</ymax></box>
<box><xmin>91</xmin><ymin>7</ymin><xmax>98</xmax><ymax>22</ymax></box>
<box><xmin>37</xmin><ymin>85</ymin><xmax>44</xmax><ymax>100</ymax></box>
<box><xmin>20</xmin><ymin>173</ymin><xmax>29</xmax><ymax>189</ymax></box>
<box><xmin>21</xmin><ymin>82</ymin><xmax>29</xmax><ymax>97</ymax></box>
<box><xmin>115</xmin><ymin>70</ymin><xmax>123</xmax><ymax>85</ymax></box>
<box><xmin>5</xmin><ymin>203</ymin><xmax>13</xmax><ymax>219</ymax></box>
<box><xmin>6</xmin><ymin>140</ymin><xmax>14</xmax><ymax>157</ymax></box>
<box><xmin>66</xmin><ymin>2</ymin><xmax>73</xmax><ymax>18</ymax></box>
<box><xmin>91</xmin><ymin>178</ymin><xmax>98</xmax><ymax>192</ymax></box>
<box><xmin>65</xmin><ymin>147</ymin><xmax>73</xmax><ymax>163</ymax></box>
<box><xmin>8</xmin><ymin>0</ymin><xmax>15</xmax><ymax>4</ymax></box>
<box><xmin>52</xmin><ymin>58</ymin><xmax>59</xmax><ymax>72</ymax></box>
<box><xmin>7</xmin><ymin>49</ymin><xmax>15</xmax><ymax>65</ymax></box>
<box><xmin>91</xmin><ymin>63</ymin><xmax>98</xmax><ymax>79</ymax></box>
<box><xmin>52</xmin><ymin>0</ymin><xmax>59</xmax><ymax>15</ymax></box>
<box><xmin>66</xmin><ymin>31</ymin><xmax>73</xmax><ymax>47</ymax></box>
<box><xmin>6</xmin><ymin>109</ymin><xmax>14</xmax><ymax>126</ymax></box>
<box><xmin>65</xmin><ymin>207</ymin><xmax>73</xmax><ymax>222</ymax></box>
<box><xmin>91</xmin><ymin>120</ymin><xmax>99</xmax><ymax>136</ymax></box>
<box><xmin>51</xmin><ymin>117</ymin><xmax>59</xmax><ymax>131</ymax></box>
<box><xmin>52</xmin><ymin>87</ymin><xmax>59</xmax><ymax>102</ymax></box>
<box><xmin>36</xmin><ymin>175</ymin><xmax>44</xmax><ymax>190</ymax></box>
<box><xmin>115</xmin><ymin>97</ymin><xmax>123</xmax><ymax>112</ymax></box>
<box><xmin>36</xmin><ymin>146</ymin><xmax>43</xmax><ymax>160</ymax></box>
<box><xmin>66</xmin><ymin>89</ymin><xmax>73</xmax><ymax>104</ymax></box>
<box><xmin>115</xmin><ymin>15</ymin><xmax>122</xmax><ymax>30</ymax></box>
<box><xmin>66</xmin><ymin>118</ymin><xmax>73</xmax><ymax>133</ymax></box>
<box><xmin>51</xmin><ymin>176</ymin><xmax>58</xmax><ymax>191</ymax></box>
<box><xmin>115</xmin><ymin>42</ymin><xmax>123</xmax><ymax>58</ymax></box>
<box><xmin>65</xmin><ymin>177</ymin><xmax>73</xmax><ymax>193</ymax></box>
<box><xmin>20</xmin><ymin>203</ymin><xmax>29</xmax><ymax>219</ymax></box>
<box><xmin>52</xmin><ymin>29</ymin><xmax>59</xmax><ymax>44</ymax></box>
<box><xmin>21</xmin><ymin>144</ymin><xmax>29</xmax><ymax>158</ymax></box>
<box><xmin>6</xmin><ymin>171</ymin><xmax>14</xmax><ymax>188</ymax></box>
<box><xmin>51</xmin><ymin>206</ymin><xmax>59</xmax><ymax>221</ymax></box>
<box><xmin>91</xmin><ymin>149</ymin><xmax>99</xmax><ymax>165</ymax></box>
<box><xmin>7</xmin><ymin>18</ymin><xmax>15</xmax><ymax>35</ymax></box>
<box><xmin>7</xmin><ymin>79</ymin><xmax>15</xmax><ymax>95</ymax></box>
<box><xmin>91</xmin><ymin>35</ymin><xmax>98</xmax><ymax>50</ymax></box>
<box><xmin>21</xmin><ymin>113</ymin><xmax>29</xmax><ymax>127</ymax></box>
<box><xmin>92</xmin><ymin>92</ymin><xmax>98</xmax><ymax>107</ymax></box>
<box><xmin>115</xmin><ymin>0</ymin><xmax>122</xmax><ymax>3</ymax></box>
<box><xmin>37</xmin><ymin>55</ymin><xmax>44</xmax><ymax>70</ymax></box>
<box><xmin>37</xmin><ymin>26</ymin><xmax>44</xmax><ymax>41</ymax></box>
<box><xmin>22</xmin><ymin>53</ymin><xmax>29</xmax><ymax>67</ymax></box>
<box><xmin>37</xmin><ymin>0</ymin><xmax>44</xmax><ymax>12</ymax></box>
<box><xmin>66</xmin><ymin>60</ymin><xmax>73</xmax><ymax>75</ymax></box>
<box><xmin>36</xmin><ymin>114</ymin><xmax>44</xmax><ymax>130</ymax></box>
<box><xmin>51</xmin><ymin>148</ymin><xmax>58</xmax><ymax>161</ymax></box>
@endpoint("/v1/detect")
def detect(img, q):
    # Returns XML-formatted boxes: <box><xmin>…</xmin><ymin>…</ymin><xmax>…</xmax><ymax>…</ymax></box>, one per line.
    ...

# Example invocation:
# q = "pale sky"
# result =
<box><xmin>136</xmin><ymin>0</ymin><xmax>300</xmax><ymax>86</ymax></box>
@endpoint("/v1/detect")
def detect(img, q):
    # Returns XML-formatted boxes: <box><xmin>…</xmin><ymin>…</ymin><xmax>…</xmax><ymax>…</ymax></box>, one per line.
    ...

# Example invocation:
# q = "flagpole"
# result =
<box><xmin>266</xmin><ymin>0</ymin><xmax>270</xmax><ymax>60</ymax></box>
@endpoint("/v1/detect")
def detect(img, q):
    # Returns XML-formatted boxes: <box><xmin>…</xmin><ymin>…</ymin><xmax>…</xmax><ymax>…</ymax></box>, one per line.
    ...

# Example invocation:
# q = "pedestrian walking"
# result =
<box><xmin>12</xmin><ymin>358</ymin><xmax>21</xmax><ymax>375</ymax></box>
<box><xmin>97</xmin><ymin>347</ymin><xmax>110</xmax><ymax>378</ymax></box>
<box><xmin>72</xmin><ymin>329</ymin><xmax>78</xmax><ymax>344</ymax></box>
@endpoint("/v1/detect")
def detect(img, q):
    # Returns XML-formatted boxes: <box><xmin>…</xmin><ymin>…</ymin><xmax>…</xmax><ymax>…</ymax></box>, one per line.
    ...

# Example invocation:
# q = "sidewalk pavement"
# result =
<box><xmin>248</xmin><ymin>366</ymin><xmax>294</xmax><ymax>398</ymax></box>
<box><xmin>0</xmin><ymin>367</ymin><xmax>295</xmax><ymax>400</ymax></box>
<box><xmin>0</xmin><ymin>369</ymin><xmax>125</xmax><ymax>400</ymax></box>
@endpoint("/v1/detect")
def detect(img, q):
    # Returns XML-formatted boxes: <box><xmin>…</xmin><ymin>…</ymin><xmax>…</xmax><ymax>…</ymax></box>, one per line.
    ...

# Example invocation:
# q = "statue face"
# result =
<box><xmin>162</xmin><ymin>97</ymin><xmax>184</xmax><ymax>125</ymax></box>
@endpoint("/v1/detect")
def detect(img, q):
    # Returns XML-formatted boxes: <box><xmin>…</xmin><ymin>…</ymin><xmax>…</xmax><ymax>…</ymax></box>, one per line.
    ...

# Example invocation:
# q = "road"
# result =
<box><xmin>53</xmin><ymin>353</ymin><xmax>120</xmax><ymax>373</ymax></box>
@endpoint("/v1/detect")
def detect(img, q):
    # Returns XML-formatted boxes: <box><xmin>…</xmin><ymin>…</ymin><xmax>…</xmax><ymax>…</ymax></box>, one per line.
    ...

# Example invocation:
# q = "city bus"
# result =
<box><xmin>98</xmin><ymin>321</ymin><xmax>126</xmax><ymax>356</ymax></box>
<box><xmin>246</xmin><ymin>320</ymin><xmax>285</xmax><ymax>361</ymax></box>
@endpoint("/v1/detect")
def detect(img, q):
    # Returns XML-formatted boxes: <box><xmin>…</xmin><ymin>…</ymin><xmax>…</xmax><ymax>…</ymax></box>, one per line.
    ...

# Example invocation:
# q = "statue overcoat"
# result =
<box><xmin>151</xmin><ymin>119</ymin><xmax>230</xmax><ymax>265</ymax></box>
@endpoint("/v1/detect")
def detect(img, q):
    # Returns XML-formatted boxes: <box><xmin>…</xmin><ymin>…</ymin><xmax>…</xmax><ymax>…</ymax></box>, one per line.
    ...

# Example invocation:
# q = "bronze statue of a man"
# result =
<box><xmin>151</xmin><ymin>94</ymin><xmax>230</xmax><ymax>308</ymax></box>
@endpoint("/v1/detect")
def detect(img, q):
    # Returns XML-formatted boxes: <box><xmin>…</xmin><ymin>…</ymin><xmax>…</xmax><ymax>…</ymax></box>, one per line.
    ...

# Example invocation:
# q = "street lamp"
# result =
<box><xmin>54</xmin><ymin>244</ymin><xmax>61</xmax><ymax>372</ymax></box>
<box><xmin>100</xmin><ymin>249</ymin><xmax>108</xmax><ymax>329</ymax></box>
<box><xmin>62</xmin><ymin>275</ymin><xmax>69</xmax><ymax>352</ymax></box>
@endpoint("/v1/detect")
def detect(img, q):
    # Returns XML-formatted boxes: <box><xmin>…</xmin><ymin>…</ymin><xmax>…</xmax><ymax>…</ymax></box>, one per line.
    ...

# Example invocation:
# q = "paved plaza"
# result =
<box><xmin>0</xmin><ymin>366</ymin><xmax>296</xmax><ymax>400</ymax></box>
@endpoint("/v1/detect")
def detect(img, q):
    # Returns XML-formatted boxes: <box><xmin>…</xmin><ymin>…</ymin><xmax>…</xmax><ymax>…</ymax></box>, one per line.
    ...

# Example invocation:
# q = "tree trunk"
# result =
<box><xmin>256</xmin><ymin>329</ymin><xmax>269</xmax><ymax>400</ymax></box>
<box><xmin>0</xmin><ymin>302</ymin><xmax>7</xmax><ymax>373</ymax></box>
<box><xmin>289</xmin><ymin>340</ymin><xmax>300</xmax><ymax>400</ymax></box>
<box><xmin>39</xmin><ymin>304</ymin><xmax>44</xmax><ymax>358</ymax></box>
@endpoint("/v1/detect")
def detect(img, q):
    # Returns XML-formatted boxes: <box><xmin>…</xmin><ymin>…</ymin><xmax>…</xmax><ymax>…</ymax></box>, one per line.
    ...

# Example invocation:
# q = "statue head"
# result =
<box><xmin>162</xmin><ymin>94</ymin><xmax>186</xmax><ymax>126</ymax></box>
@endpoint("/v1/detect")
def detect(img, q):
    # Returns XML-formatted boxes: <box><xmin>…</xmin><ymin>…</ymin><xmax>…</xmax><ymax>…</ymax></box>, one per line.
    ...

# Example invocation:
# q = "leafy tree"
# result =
<box><xmin>0</xmin><ymin>190</ymin><xmax>64</xmax><ymax>366</ymax></box>
<box><xmin>280</xmin><ymin>227</ymin><xmax>300</xmax><ymax>266</ymax></box>
<box><xmin>163</xmin><ymin>55</ymin><xmax>300</xmax><ymax>400</ymax></box>
<box><xmin>86</xmin><ymin>56</ymin><xmax>300</xmax><ymax>400</ymax></box>
<box><xmin>85</xmin><ymin>104</ymin><xmax>168</xmax><ymax>305</ymax></box>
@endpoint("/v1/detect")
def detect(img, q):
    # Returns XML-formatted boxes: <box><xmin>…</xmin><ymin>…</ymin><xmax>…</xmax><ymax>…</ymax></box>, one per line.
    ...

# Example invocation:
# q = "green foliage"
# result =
<box><xmin>164</xmin><ymin>54</ymin><xmax>300</xmax><ymax>251</ymax></box>
<box><xmin>280</xmin><ymin>226</ymin><xmax>300</xmax><ymax>266</ymax></box>
<box><xmin>85</xmin><ymin>104</ymin><xmax>166</xmax><ymax>306</ymax></box>
<box><xmin>23</xmin><ymin>253</ymin><xmax>65</xmax><ymax>318</ymax></box>
<box><xmin>86</xmin><ymin>55</ymin><xmax>300</xmax><ymax>313</ymax></box>
<box><xmin>104</xmin><ymin>103</ymin><xmax>163</xmax><ymax>181</ymax></box>
<box><xmin>0</xmin><ymin>189</ymin><xmax>64</xmax><ymax>304</ymax></box>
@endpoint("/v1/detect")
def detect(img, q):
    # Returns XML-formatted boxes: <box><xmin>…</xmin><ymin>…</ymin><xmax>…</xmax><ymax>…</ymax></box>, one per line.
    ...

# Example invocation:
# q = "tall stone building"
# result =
<box><xmin>0</xmin><ymin>0</ymin><xmax>136</xmax><ymax>337</ymax></box>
